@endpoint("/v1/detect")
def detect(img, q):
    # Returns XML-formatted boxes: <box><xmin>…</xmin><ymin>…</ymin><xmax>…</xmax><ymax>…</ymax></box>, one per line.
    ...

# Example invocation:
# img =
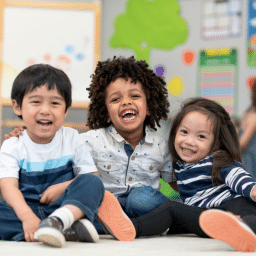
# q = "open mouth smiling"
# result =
<box><xmin>182</xmin><ymin>148</ymin><xmax>195</xmax><ymax>154</ymax></box>
<box><xmin>37</xmin><ymin>120</ymin><xmax>53</xmax><ymax>126</ymax></box>
<box><xmin>121</xmin><ymin>109</ymin><xmax>136</xmax><ymax>121</ymax></box>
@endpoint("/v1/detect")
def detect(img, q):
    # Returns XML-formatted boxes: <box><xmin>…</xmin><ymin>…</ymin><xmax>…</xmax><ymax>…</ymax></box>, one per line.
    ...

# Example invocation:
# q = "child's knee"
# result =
<box><xmin>74</xmin><ymin>174</ymin><xmax>105</xmax><ymax>194</ymax></box>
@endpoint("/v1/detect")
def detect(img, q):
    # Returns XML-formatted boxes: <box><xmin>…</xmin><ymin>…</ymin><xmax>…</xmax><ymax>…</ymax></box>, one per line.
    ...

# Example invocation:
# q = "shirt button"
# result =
<box><xmin>131</xmin><ymin>156</ymin><xmax>135</xmax><ymax>160</ymax></box>
<box><xmin>107</xmin><ymin>165</ymin><xmax>111</xmax><ymax>169</ymax></box>
<box><xmin>128</xmin><ymin>177</ymin><xmax>133</xmax><ymax>181</ymax></box>
<box><xmin>149</xmin><ymin>166</ymin><xmax>153</xmax><ymax>171</ymax></box>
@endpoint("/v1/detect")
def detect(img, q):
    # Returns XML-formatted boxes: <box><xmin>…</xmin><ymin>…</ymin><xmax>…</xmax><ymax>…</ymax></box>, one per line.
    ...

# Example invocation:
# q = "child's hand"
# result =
<box><xmin>22</xmin><ymin>215</ymin><xmax>41</xmax><ymax>242</ymax></box>
<box><xmin>251</xmin><ymin>184</ymin><xmax>256</xmax><ymax>201</ymax></box>
<box><xmin>4</xmin><ymin>126</ymin><xmax>26</xmax><ymax>139</ymax></box>
<box><xmin>40</xmin><ymin>183</ymin><xmax>66</xmax><ymax>205</ymax></box>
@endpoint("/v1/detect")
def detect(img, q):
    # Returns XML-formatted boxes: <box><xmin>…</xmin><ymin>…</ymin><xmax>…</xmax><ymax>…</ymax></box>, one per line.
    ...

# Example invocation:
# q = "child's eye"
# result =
<box><xmin>132</xmin><ymin>95</ymin><xmax>140</xmax><ymax>99</ymax></box>
<box><xmin>111</xmin><ymin>98</ymin><xmax>119</xmax><ymax>102</ymax></box>
<box><xmin>52</xmin><ymin>101</ymin><xmax>60</xmax><ymax>105</ymax></box>
<box><xmin>198</xmin><ymin>135</ymin><xmax>206</xmax><ymax>139</ymax></box>
<box><xmin>31</xmin><ymin>101</ymin><xmax>40</xmax><ymax>104</ymax></box>
<box><xmin>180</xmin><ymin>129</ymin><xmax>188</xmax><ymax>134</ymax></box>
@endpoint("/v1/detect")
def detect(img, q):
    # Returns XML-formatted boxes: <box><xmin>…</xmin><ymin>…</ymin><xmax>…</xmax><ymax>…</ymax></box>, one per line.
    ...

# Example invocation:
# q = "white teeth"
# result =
<box><xmin>183</xmin><ymin>148</ymin><xmax>194</xmax><ymax>154</ymax></box>
<box><xmin>38</xmin><ymin>120</ymin><xmax>52</xmax><ymax>124</ymax></box>
<box><xmin>122</xmin><ymin>110</ymin><xmax>135</xmax><ymax>117</ymax></box>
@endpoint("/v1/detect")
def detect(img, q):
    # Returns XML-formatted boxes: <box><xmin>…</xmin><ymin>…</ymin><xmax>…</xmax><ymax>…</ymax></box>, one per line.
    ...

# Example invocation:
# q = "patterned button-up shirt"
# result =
<box><xmin>80</xmin><ymin>125</ymin><xmax>174</xmax><ymax>196</ymax></box>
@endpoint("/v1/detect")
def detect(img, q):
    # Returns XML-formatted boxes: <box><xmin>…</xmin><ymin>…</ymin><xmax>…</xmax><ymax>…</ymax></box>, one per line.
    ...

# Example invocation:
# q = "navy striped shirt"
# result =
<box><xmin>175</xmin><ymin>156</ymin><xmax>256</xmax><ymax>208</ymax></box>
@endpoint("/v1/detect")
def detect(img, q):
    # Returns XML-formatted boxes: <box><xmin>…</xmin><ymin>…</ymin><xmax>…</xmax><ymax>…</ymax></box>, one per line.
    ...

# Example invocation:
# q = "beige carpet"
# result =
<box><xmin>0</xmin><ymin>234</ymin><xmax>253</xmax><ymax>256</ymax></box>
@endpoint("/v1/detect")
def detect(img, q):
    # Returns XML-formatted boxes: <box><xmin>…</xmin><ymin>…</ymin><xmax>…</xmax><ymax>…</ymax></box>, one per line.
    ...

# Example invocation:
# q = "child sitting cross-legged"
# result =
<box><xmin>0</xmin><ymin>64</ymin><xmax>135</xmax><ymax>247</ymax></box>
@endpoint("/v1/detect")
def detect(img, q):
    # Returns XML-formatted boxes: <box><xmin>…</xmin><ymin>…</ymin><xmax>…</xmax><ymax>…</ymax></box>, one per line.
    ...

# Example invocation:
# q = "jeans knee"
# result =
<box><xmin>72</xmin><ymin>173</ymin><xmax>105</xmax><ymax>195</ymax></box>
<box><xmin>126</xmin><ymin>187</ymin><xmax>169</xmax><ymax>215</ymax></box>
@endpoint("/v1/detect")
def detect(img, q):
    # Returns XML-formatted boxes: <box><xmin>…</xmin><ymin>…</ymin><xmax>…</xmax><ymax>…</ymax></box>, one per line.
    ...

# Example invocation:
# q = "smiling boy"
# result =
<box><xmin>0</xmin><ymin>64</ymin><xmax>135</xmax><ymax>247</ymax></box>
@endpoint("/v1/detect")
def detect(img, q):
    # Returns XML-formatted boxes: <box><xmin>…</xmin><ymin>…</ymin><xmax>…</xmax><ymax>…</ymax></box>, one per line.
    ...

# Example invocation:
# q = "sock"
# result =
<box><xmin>50</xmin><ymin>207</ymin><xmax>75</xmax><ymax>231</ymax></box>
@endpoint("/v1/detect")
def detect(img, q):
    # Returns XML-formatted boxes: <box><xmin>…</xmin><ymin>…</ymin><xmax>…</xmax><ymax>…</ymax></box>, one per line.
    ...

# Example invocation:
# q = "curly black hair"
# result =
<box><xmin>86</xmin><ymin>56</ymin><xmax>170</xmax><ymax>130</ymax></box>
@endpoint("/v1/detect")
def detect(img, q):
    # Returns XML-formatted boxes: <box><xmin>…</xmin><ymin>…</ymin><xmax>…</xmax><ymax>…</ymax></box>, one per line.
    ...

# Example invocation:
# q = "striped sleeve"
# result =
<box><xmin>220</xmin><ymin>161</ymin><xmax>256</xmax><ymax>200</ymax></box>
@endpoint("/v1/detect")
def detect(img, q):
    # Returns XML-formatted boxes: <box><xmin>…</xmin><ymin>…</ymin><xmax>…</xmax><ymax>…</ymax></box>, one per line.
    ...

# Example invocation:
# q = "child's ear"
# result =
<box><xmin>12</xmin><ymin>100</ymin><xmax>22</xmax><ymax>116</ymax></box>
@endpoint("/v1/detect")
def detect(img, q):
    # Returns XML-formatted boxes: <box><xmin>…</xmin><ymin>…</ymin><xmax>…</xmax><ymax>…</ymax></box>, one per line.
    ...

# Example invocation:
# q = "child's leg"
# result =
<box><xmin>97</xmin><ymin>191</ymin><xmax>136</xmax><ymax>242</ymax></box>
<box><xmin>131</xmin><ymin>200</ymin><xmax>208</xmax><ymax>238</ymax></box>
<box><xmin>125</xmin><ymin>186</ymin><xmax>170</xmax><ymax>217</ymax></box>
<box><xmin>200</xmin><ymin>209</ymin><xmax>256</xmax><ymax>252</ymax></box>
<box><xmin>0</xmin><ymin>201</ymin><xmax>29</xmax><ymax>241</ymax></box>
<box><xmin>199</xmin><ymin>197</ymin><xmax>256</xmax><ymax>252</ymax></box>
<box><xmin>217</xmin><ymin>197</ymin><xmax>256</xmax><ymax>233</ymax></box>
<box><xmin>35</xmin><ymin>174</ymin><xmax>104</xmax><ymax>247</ymax></box>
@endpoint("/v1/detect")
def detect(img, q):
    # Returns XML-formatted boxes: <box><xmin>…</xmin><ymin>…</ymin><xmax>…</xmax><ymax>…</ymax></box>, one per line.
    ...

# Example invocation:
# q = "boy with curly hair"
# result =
<box><xmin>83</xmin><ymin>56</ymin><xmax>174</xmax><ymax>231</ymax></box>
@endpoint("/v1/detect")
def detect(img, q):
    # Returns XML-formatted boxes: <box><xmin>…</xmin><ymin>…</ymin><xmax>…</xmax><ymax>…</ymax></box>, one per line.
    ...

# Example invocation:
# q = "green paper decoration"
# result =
<box><xmin>110</xmin><ymin>0</ymin><xmax>188</xmax><ymax>64</ymax></box>
<box><xmin>160</xmin><ymin>178</ymin><xmax>181</xmax><ymax>201</ymax></box>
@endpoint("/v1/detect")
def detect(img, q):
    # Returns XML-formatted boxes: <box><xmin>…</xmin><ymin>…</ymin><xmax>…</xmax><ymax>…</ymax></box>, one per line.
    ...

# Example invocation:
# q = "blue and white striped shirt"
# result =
<box><xmin>0</xmin><ymin>127</ymin><xmax>97</xmax><ymax>203</ymax></box>
<box><xmin>175</xmin><ymin>156</ymin><xmax>256</xmax><ymax>208</ymax></box>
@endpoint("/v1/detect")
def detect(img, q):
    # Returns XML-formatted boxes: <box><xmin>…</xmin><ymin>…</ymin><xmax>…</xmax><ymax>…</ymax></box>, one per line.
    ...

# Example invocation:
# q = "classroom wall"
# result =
<box><xmin>3</xmin><ymin>0</ymin><xmax>254</xmax><ymax>141</ymax></box>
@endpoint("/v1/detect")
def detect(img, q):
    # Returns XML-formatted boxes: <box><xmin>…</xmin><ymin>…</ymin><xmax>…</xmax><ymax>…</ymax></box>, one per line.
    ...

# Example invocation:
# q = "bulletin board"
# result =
<box><xmin>197</xmin><ymin>48</ymin><xmax>238</xmax><ymax>116</ymax></box>
<box><xmin>0</xmin><ymin>1</ymin><xmax>101</xmax><ymax>108</ymax></box>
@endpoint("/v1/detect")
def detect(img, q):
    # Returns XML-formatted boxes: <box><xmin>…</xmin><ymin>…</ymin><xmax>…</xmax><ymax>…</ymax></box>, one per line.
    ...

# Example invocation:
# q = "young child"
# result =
<box><xmin>168</xmin><ymin>97</ymin><xmax>256</xmax><ymax>252</ymax></box>
<box><xmin>0</xmin><ymin>64</ymin><xmax>135</xmax><ymax>247</ymax></box>
<box><xmin>83</xmin><ymin>56</ymin><xmax>174</xmax><ymax>225</ymax></box>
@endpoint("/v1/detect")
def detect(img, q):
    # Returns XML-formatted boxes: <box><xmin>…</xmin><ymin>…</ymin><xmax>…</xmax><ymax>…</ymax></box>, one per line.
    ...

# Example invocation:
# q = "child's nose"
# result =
<box><xmin>40</xmin><ymin>104</ymin><xmax>51</xmax><ymax>114</ymax></box>
<box><xmin>185</xmin><ymin>135</ymin><xmax>195</xmax><ymax>145</ymax></box>
<box><xmin>121</xmin><ymin>96</ymin><xmax>132</xmax><ymax>105</ymax></box>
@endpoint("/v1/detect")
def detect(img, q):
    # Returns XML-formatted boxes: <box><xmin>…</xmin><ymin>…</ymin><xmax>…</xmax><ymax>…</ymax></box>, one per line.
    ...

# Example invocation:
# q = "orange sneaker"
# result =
<box><xmin>97</xmin><ymin>191</ymin><xmax>136</xmax><ymax>242</ymax></box>
<box><xmin>199</xmin><ymin>209</ymin><xmax>256</xmax><ymax>252</ymax></box>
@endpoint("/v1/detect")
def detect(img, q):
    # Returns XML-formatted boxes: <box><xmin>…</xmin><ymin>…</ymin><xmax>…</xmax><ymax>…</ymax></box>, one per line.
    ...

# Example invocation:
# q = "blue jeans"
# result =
<box><xmin>0</xmin><ymin>173</ymin><xmax>104</xmax><ymax>241</ymax></box>
<box><xmin>95</xmin><ymin>186</ymin><xmax>170</xmax><ymax>234</ymax></box>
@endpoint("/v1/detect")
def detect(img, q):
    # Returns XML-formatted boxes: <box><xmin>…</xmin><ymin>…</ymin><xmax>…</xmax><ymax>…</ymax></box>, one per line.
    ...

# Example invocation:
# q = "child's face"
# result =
<box><xmin>105</xmin><ymin>77</ymin><xmax>149</xmax><ymax>138</ymax></box>
<box><xmin>12</xmin><ymin>85</ymin><xmax>68</xmax><ymax>144</ymax></box>
<box><xmin>174</xmin><ymin>111</ymin><xmax>215</xmax><ymax>163</ymax></box>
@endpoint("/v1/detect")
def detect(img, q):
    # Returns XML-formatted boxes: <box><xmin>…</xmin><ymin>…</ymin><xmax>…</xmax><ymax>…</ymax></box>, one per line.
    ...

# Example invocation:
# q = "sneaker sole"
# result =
<box><xmin>35</xmin><ymin>227</ymin><xmax>65</xmax><ymax>248</ymax></box>
<box><xmin>199</xmin><ymin>209</ymin><xmax>256</xmax><ymax>252</ymax></box>
<box><xmin>72</xmin><ymin>219</ymin><xmax>99</xmax><ymax>243</ymax></box>
<box><xmin>97</xmin><ymin>191</ymin><xmax>136</xmax><ymax>242</ymax></box>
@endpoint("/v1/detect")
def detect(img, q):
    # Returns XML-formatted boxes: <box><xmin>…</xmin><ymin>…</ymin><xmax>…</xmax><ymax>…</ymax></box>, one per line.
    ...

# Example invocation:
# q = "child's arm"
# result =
<box><xmin>239</xmin><ymin>113</ymin><xmax>256</xmax><ymax>153</ymax></box>
<box><xmin>39</xmin><ymin>178</ymin><xmax>75</xmax><ymax>204</ymax></box>
<box><xmin>0</xmin><ymin>177</ymin><xmax>41</xmax><ymax>242</ymax></box>
<box><xmin>221</xmin><ymin>162</ymin><xmax>256</xmax><ymax>201</ymax></box>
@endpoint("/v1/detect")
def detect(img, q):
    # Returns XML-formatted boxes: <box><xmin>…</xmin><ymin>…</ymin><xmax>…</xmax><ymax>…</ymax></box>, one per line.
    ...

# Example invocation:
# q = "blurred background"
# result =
<box><xmin>0</xmin><ymin>0</ymin><xmax>253</xmax><ymax>199</ymax></box>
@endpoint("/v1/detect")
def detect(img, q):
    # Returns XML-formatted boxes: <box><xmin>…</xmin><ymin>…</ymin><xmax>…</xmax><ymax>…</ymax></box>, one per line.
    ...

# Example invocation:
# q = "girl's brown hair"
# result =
<box><xmin>86</xmin><ymin>56</ymin><xmax>170</xmax><ymax>130</ymax></box>
<box><xmin>168</xmin><ymin>97</ymin><xmax>241</xmax><ymax>184</ymax></box>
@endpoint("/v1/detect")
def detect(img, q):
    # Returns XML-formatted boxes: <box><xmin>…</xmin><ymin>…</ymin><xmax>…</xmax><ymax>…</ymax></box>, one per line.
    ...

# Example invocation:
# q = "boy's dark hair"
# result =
<box><xmin>168</xmin><ymin>97</ymin><xmax>241</xmax><ymax>185</ymax></box>
<box><xmin>86</xmin><ymin>56</ymin><xmax>170</xmax><ymax>130</ymax></box>
<box><xmin>11</xmin><ymin>64</ymin><xmax>72</xmax><ymax>119</ymax></box>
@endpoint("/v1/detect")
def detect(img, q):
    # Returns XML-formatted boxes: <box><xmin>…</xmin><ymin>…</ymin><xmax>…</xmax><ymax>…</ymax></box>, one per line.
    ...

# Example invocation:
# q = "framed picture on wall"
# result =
<box><xmin>201</xmin><ymin>0</ymin><xmax>242</xmax><ymax>40</ymax></box>
<box><xmin>0</xmin><ymin>1</ymin><xmax>101</xmax><ymax>108</ymax></box>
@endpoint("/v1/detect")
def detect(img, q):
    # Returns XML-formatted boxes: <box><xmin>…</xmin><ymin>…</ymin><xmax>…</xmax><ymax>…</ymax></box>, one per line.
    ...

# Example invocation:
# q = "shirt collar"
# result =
<box><xmin>107</xmin><ymin>125</ymin><xmax>154</xmax><ymax>145</ymax></box>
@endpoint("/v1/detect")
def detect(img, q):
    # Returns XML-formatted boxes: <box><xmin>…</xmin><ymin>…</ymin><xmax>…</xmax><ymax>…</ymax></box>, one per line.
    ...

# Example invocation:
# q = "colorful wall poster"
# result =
<box><xmin>197</xmin><ymin>48</ymin><xmax>238</xmax><ymax>116</ymax></box>
<box><xmin>247</xmin><ymin>0</ymin><xmax>256</xmax><ymax>67</ymax></box>
<box><xmin>201</xmin><ymin>0</ymin><xmax>242</xmax><ymax>40</ymax></box>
